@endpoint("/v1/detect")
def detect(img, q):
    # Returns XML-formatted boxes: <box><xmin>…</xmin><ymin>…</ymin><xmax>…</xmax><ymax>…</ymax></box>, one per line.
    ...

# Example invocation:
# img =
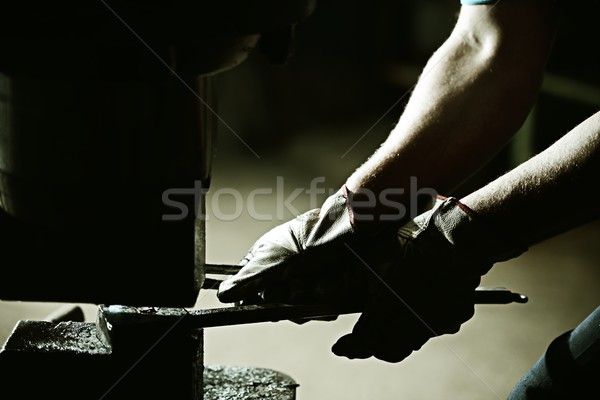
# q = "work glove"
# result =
<box><xmin>217</xmin><ymin>185</ymin><xmax>381</xmax><ymax>307</ymax></box>
<box><xmin>217</xmin><ymin>186</ymin><xmax>527</xmax><ymax>362</ymax></box>
<box><xmin>331</xmin><ymin>195</ymin><xmax>528</xmax><ymax>362</ymax></box>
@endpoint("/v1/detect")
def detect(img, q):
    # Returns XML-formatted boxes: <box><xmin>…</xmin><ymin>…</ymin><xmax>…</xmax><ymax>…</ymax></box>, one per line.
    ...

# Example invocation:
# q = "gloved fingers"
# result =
<box><xmin>261</xmin><ymin>268</ymin><xmax>368</xmax><ymax>305</ymax></box>
<box><xmin>219</xmin><ymin>263</ymin><xmax>364</xmax><ymax>306</ymax></box>
<box><xmin>332</xmin><ymin>333</ymin><xmax>380</xmax><ymax>360</ymax></box>
<box><xmin>330</xmin><ymin>299</ymin><xmax>420</xmax><ymax>359</ymax></box>
<box><xmin>331</xmin><ymin>310</ymin><xmax>427</xmax><ymax>363</ymax></box>
<box><xmin>217</xmin><ymin>270</ymin><xmax>274</xmax><ymax>303</ymax></box>
<box><xmin>262</xmin><ymin>274</ymin><xmax>360</xmax><ymax>324</ymax></box>
<box><xmin>217</xmin><ymin>220</ymin><xmax>307</xmax><ymax>302</ymax></box>
<box><xmin>332</xmin><ymin>333</ymin><xmax>422</xmax><ymax>363</ymax></box>
<box><xmin>329</xmin><ymin>280</ymin><xmax>478</xmax><ymax>363</ymax></box>
<box><xmin>217</xmin><ymin>246</ymin><xmax>304</xmax><ymax>303</ymax></box>
<box><xmin>219</xmin><ymin>239</ymin><xmax>367</xmax><ymax>305</ymax></box>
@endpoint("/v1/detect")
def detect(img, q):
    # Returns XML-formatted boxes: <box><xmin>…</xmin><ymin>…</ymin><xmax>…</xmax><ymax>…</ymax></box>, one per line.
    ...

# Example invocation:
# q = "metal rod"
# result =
<box><xmin>202</xmin><ymin>266</ymin><xmax>528</xmax><ymax>305</ymax></box>
<box><xmin>204</xmin><ymin>263</ymin><xmax>241</xmax><ymax>275</ymax></box>
<box><xmin>103</xmin><ymin>285</ymin><xmax>528</xmax><ymax>331</ymax></box>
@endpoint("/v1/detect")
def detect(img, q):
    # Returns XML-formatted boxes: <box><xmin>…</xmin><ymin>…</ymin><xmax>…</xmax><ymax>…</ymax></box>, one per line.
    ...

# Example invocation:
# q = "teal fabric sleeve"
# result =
<box><xmin>460</xmin><ymin>0</ymin><xmax>497</xmax><ymax>4</ymax></box>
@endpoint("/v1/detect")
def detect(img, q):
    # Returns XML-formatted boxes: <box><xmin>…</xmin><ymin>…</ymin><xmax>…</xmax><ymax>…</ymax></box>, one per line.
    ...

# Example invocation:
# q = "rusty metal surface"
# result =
<box><xmin>0</xmin><ymin>316</ymin><xmax>298</xmax><ymax>399</ymax></box>
<box><xmin>0</xmin><ymin>319</ymin><xmax>204</xmax><ymax>399</ymax></box>
<box><xmin>2</xmin><ymin>320</ymin><xmax>111</xmax><ymax>355</ymax></box>
<box><xmin>204</xmin><ymin>365</ymin><xmax>298</xmax><ymax>400</ymax></box>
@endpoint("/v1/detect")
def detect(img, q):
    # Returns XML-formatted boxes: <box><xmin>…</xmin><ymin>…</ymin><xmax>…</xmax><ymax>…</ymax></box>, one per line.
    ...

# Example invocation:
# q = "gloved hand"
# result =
<box><xmin>217</xmin><ymin>187</ymin><xmax>527</xmax><ymax>362</ymax></box>
<box><xmin>331</xmin><ymin>195</ymin><xmax>528</xmax><ymax>362</ymax></box>
<box><xmin>217</xmin><ymin>185</ymin><xmax>383</xmax><ymax>307</ymax></box>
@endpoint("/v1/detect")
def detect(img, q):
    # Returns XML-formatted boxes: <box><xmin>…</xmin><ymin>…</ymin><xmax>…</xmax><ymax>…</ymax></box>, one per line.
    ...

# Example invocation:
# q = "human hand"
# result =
<box><xmin>216</xmin><ymin>186</ymin><xmax>382</xmax><ymax>308</ymax></box>
<box><xmin>331</xmin><ymin>196</ymin><xmax>528</xmax><ymax>362</ymax></box>
<box><xmin>217</xmin><ymin>190</ymin><xmax>527</xmax><ymax>362</ymax></box>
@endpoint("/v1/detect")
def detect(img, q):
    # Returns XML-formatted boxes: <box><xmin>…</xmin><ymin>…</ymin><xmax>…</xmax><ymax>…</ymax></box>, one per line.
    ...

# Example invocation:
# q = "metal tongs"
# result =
<box><xmin>102</xmin><ymin>283</ymin><xmax>528</xmax><ymax>330</ymax></box>
<box><xmin>104</xmin><ymin>263</ymin><xmax>526</xmax><ymax>329</ymax></box>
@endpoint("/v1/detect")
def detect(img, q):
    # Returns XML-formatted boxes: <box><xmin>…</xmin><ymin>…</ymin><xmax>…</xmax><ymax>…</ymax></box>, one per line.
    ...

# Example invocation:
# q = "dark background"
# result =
<box><xmin>213</xmin><ymin>0</ymin><xmax>600</xmax><ymax>195</ymax></box>
<box><xmin>1</xmin><ymin>2</ymin><xmax>599</xmax><ymax>399</ymax></box>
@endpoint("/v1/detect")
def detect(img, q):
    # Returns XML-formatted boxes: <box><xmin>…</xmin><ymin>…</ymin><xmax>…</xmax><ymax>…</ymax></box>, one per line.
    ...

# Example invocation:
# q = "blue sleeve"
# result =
<box><xmin>461</xmin><ymin>0</ymin><xmax>497</xmax><ymax>4</ymax></box>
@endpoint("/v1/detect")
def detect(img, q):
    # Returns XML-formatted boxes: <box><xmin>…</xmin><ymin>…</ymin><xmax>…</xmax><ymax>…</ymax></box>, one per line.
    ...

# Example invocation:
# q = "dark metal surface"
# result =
<box><xmin>0</xmin><ymin>0</ymin><xmax>317</xmax><ymax>306</ymax></box>
<box><xmin>204</xmin><ymin>365</ymin><xmax>298</xmax><ymax>400</ymax></box>
<box><xmin>0</xmin><ymin>319</ymin><xmax>298</xmax><ymax>399</ymax></box>
<box><xmin>0</xmin><ymin>288</ymin><xmax>525</xmax><ymax>399</ymax></box>
<box><xmin>0</xmin><ymin>73</ymin><xmax>212</xmax><ymax>306</ymax></box>
<box><xmin>0</xmin><ymin>319</ymin><xmax>205</xmax><ymax>399</ymax></box>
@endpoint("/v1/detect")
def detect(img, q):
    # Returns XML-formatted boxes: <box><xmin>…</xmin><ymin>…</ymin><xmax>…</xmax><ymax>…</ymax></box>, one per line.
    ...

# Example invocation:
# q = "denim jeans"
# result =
<box><xmin>508</xmin><ymin>305</ymin><xmax>600</xmax><ymax>399</ymax></box>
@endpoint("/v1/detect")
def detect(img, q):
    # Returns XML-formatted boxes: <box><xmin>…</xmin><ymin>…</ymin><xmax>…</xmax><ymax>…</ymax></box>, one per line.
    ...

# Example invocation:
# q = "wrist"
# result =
<box><xmin>428</xmin><ymin>196</ymin><xmax>528</xmax><ymax>267</ymax></box>
<box><xmin>342</xmin><ymin>184</ymin><xmax>436</xmax><ymax>233</ymax></box>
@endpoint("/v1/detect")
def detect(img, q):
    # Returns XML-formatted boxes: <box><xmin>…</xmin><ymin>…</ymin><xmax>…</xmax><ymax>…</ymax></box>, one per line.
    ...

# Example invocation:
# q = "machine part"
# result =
<box><xmin>0</xmin><ymin>318</ymin><xmax>298</xmax><ymax>400</ymax></box>
<box><xmin>0</xmin><ymin>319</ymin><xmax>205</xmax><ymax>399</ymax></box>
<box><xmin>0</xmin><ymin>303</ymin><xmax>316</xmax><ymax>399</ymax></box>
<box><xmin>0</xmin><ymin>0</ymin><xmax>317</xmax><ymax>307</ymax></box>
<box><xmin>0</xmin><ymin>296</ymin><xmax>526</xmax><ymax>399</ymax></box>
<box><xmin>0</xmin><ymin>304</ymin><xmax>313</xmax><ymax>399</ymax></box>
<box><xmin>204</xmin><ymin>365</ymin><xmax>298</xmax><ymax>400</ymax></box>
<box><xmin>0</xmin><ymin>73</ymin><xmax>213</xmax><ymax>306</ymax></box>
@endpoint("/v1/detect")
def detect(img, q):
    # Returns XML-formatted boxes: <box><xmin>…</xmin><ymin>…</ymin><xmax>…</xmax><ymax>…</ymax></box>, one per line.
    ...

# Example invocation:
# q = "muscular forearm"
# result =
<box><xmin>345</xmin><ymin>1</ymin><xmax>559</xmax><ymax>220</ymax></box>
<box><xmin>462</xmin><ymin>111</ymin><xmax>600</xmax><ymax>246</ymax></box>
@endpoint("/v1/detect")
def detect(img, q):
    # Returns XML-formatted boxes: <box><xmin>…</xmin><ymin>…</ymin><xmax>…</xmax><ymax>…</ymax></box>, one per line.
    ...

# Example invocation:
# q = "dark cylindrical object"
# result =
<box><xmin>0</xmin><ymin>0</ymin><xmax>316</xmax><ymax>306</ymax></box>
<box><xmin>0</xmin><ymin>72</ymin><xmax>214</xmax><ymax>306</ymax></box>
<box><xmin>508</xmin><ymin>306</ymin><xmax>600</xmax><ymax>399</ymax></box>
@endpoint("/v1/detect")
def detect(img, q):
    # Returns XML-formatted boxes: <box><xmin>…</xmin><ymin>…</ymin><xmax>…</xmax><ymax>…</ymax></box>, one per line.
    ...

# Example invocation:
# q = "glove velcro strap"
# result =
<box><xmin>406</xmin><ymin>196</ymin><xmax>527</xmax><ymax>274</ymax></box>
<box><xmin>432</xmin><ymin>196</ymin><xmax>528</xmax><ymax>266</ymax></box>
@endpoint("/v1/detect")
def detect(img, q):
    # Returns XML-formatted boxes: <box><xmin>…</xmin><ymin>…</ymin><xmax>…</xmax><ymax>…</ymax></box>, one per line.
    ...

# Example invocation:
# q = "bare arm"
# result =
<box><xmin>345</xmin><ymin>1</ymin><xmax>560</xmax><ymax>218</ymax></box>
<box><xmin>462</xmin><ymin>111</ymin><xmax>600</xmax><ymax>246</ymax></box>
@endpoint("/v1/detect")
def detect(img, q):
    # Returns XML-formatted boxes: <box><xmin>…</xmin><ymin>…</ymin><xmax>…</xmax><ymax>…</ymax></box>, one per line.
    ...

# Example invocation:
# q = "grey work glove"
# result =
<box><xmin>331</xmin><ymin>196</ymin><xmax>527</xmax><ymax>362</ymax></box>
<box><xmin>217</xmin><ymin>187</ymin><xmax>527</xmax><ymax>362</ymax></box>
<box><xmin>217</xmin><ymin>186</ymin><xmax>374</xmax><ymax>307</ymax></box>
